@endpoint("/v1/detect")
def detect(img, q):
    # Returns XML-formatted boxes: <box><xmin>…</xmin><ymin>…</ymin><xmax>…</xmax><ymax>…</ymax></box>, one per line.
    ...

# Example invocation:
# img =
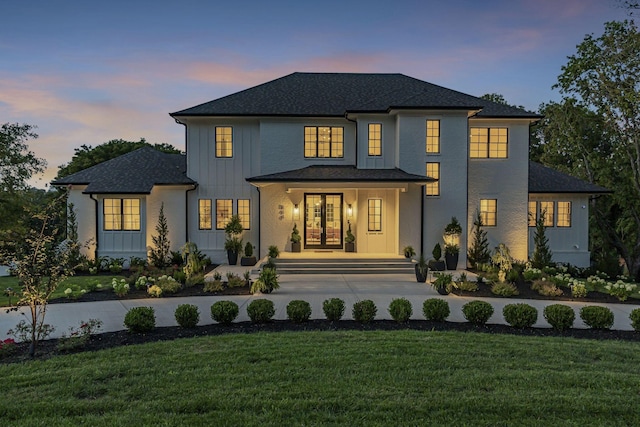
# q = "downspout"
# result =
<box><xmin>257</xmin><ymin>187</ymin><xmax>261</xmax><ymax>259</ymax></box>
<box><xmin>185</xmin><ymin>184</ymin><xmax>198</xmax><ymax>243</ymax></box>
<box><xmin>89</xmin><ymin>194</ymin><xmax>99</xmax><ymax>259</ymax></box>
<box><xmin>421</xmin><ymin>185</ymin><xmax>425</xmax><ymax>256</ymax></box>
<box><xmin>344</xmin><ymin>112</ymin><xmax>358</xmax><ymax>167</ymax></box>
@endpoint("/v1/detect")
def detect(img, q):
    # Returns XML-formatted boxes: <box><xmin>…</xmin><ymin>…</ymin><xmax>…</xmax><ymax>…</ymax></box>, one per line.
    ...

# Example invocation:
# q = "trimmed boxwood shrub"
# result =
<box><xmin>124</xmin><ymin>307</ymin><xmax>155</xmax><ymax>333</ymax></box>
<box><xmin>630</xmin><ymin>308</ymin><xmax>640</xmax><ymax>332</ymax></box>
<box><xmin>287</xmin><ymin>300</ymin><xmax>312</xmax><ymax>323</ymax></box>
<box><xmin>352</xmin><ymin>300</ymin><xmax>377</xmax><ymax>323</ymax></box>
<box><xmin>175</xmin><ymin>304</ymin><xmax>200</xmax><ymax>328</ymax></box>
<box><xmin>322</xmin><ymin>298</ymin><xmax>345</xmax><ymax>321</ymax></box>
<box><xmin>543</xmin><ymin>304</ymin><xmax>575</xmax><ymax>331</ymax></box>
<box><xmin>247</xmin><ymin>299</ymin><xmax>275</xmax><ymax>323</ymax></box>
<box><xmin>210</xmin><ymin>300</ymin><xmax>239</xmax><ymax>325</ymax></box>
<box><xmin>422</xmin><ymin>298</ymin><xmax>450</xmax><ymax>321</ymax></box>
<box><xmin>462</xmin><ymin>300</ymin><xmax>494</xmax><ymax>325</ymax></box>
<box><xmin>388</xmin><ymin>298</ymin><xmax>412</xmax><ymax>323</ymax></box>
<box><xmin>503</xmin><ymin>303</ymin><xmax>538</xmax><ymax>328</ymax></box>
<box><xmin>580</xmin><ymin>305</ymin><xmax>614</xmax><ymax>329</ymax></box>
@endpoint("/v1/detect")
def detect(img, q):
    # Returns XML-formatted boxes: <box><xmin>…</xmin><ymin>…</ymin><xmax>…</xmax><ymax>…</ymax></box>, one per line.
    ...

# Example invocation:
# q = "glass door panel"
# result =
<box><xmin>305</xmin><ymin>195</ymin><xmax>322</xmax><ymax>246</ymax></box>
<box><xmin>304</xmin><ymin>194</ymin><xmax>343</xmax><ymax>249</ymax></box>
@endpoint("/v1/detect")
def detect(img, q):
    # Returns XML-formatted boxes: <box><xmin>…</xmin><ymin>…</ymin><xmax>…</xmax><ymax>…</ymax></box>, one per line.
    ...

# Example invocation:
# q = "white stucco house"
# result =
<box><xmin>53</xmin><ymin>72</ymin><xmax>609</xmax><ymax>267</ymax></box>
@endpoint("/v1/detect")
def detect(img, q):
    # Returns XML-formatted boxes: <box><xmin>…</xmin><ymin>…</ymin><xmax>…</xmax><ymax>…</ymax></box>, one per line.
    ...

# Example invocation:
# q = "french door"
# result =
<box><xmin>304</xmin><ymin>193</ymin><xmax>343</xmax><ymax>249</ymax></box>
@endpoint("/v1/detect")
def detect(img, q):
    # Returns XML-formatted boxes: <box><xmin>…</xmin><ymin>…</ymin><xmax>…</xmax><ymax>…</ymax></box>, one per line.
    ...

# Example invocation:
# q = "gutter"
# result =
<box><xmin>344</xmin><ymin>112</ymin><xmax>358</xmax><ymax>168</ymax></box>
<box><xmin>186</xmin><ymin>184</ymin><xmax>198</xmax><ymax>243</ymax></box>
<box><xmin>257</xmin><ymin>187</ymin><xmax>261</xmax><ymax>258</ymax></box>
<box><xmin>89</xmin><ymin>194</ymin><xmax>99</xmax><ymax>259</ymax></box>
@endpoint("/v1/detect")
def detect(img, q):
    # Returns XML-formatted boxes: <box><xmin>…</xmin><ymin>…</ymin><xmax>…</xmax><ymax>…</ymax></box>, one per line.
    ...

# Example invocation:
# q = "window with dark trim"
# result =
<box><xmin>480</xmin><ymin>199</ymin><xmax>497</xmax><ymax>226</ymax></box>
<box><xmin>528</xmin><ymin>201</ymin><xmax>537</xmax><ymax>227</ymax></box>
<box><xmin>426</xmin><ymin>162</ymin><xmax>440</xmax><ymax>196</ymax></box>
<box><xmin>557</xmin><ymin>201</ymin><xmax>571</xmax><ymax>227</ymax></box>
<box><xmin>216</xmin><ymin>199</ymin><xmax>233</xmax><ymax>229</ymax></box>
<box><xmin>368</xmin><ymin>123</ymin><xmax>382</xmax><ymax>156</ymax></box>
<box><xmin>540</xmin><ymin>201</ymin><xmax>554</xmax><ymax>227</ymax></box>
<box><xmin>470</xmin><ymin>127</ymin><xmax>508</xmax><ymax>158</ymax></box>
<box><xmin>304</xmin><ymin>126</ymin><xmax>343</xmax><ymax>158</ymax></box>
<box><xmin>426</xmin><ymin>120</ymin><xmax>440</xmax><ymax>154</ymax></box>
<box><xmin>103</xmin><ymin>198</ymin><xmax>140</xmax><ymax>231</ymax></box>
<box><xmin>237</xmin><ymin>199</ymin><xmax>250</xmax><ymax>230</ymax></box>
<box><xmin>368</xmin><ymin>199</ymin><xmax>382</xmax><ymax>231</ymax></box>
<box><xmin>199</xmin><ymin>199</ymin><xmax>212</xmax><ymax>230</ymax></box>
<box><xmin>215</xmin><ymin>126</ymin><xmax>233</xmax><ymax>158</ymax></box>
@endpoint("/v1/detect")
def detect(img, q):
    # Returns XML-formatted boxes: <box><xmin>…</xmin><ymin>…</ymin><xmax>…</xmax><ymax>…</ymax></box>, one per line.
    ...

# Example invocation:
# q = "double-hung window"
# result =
<box><xmin>304</xmin><ymin>126</ymin><xmax>343</xmax><ymax>158</ymax></box>
<box><xmin>426</xmin><ymin>120</ymin><xmax>440</xmax><ymax>153</ymax></box>
<box><xmin>216</xmin><ymin>126</ymin><xmax>233</xmax><ymax>158</ymax></box>
<box><xmin>368</xmin><ymin>199</ymin><xmax>382</xmax><ymax>231</ymax></box>
<box><xmin>237</xmin><ymin>199</ymin><xmax>250</xmax><ymax>230</ymax></box>
<box><xmin>216</xmin><ymin>199</ymin><xmax>233</xmax><ymax>229</ymax></box>
<box><xmin>426</xmin><ymin>162</ymin><xmax>440</xmax><ymax>196</ymax></box>
<box><xmin>539</xmin><ymin>201</ymin><xmax>554</xmax><ymax>227</ymax></box>
<box><xmin>480</xmin><ymin>199</ymin><xmax>497</xmax><ymax>226</ymax></box>
<box><xmin>556</xmin><ymin>202</ymin><xmax>572</xmax><ymax>227</ymax></box>
<box><xmin>470</xmin><ymin>127</ymin><xmax>508</xmax><ymax>158</ymax></box>
<box><xmin>368</xmin><ymin>124</ymin><xmax>382</xmax><ymax>156</ymax></box>
<box><xmin>199</xmin><ymin>199</ymin><xmax>212</xmax><ymax>230</ymax></box>
<box><xmin>104</xmin><ymin>198</ymin><xmax>140</xmax><ymax>231</ymax></box>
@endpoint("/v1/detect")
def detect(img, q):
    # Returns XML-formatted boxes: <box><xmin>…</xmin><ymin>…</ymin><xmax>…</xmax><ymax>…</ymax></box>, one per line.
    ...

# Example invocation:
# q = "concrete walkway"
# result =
<box><xmin>1</xmin><ymin>273</ymin><xmax>639</xmax><ymax>340</ymax></box>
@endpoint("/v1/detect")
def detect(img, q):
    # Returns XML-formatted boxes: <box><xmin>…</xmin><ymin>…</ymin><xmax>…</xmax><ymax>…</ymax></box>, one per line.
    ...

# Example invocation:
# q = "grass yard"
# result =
<box><xmin>0</xmin><ymin>275</ymin><xmax>125</xmax><ymax>307</ymax></box>
<box><xmin>1</xmin><ymin>330</ymin><xmax>640</xmax><ymax>426</ymax></box>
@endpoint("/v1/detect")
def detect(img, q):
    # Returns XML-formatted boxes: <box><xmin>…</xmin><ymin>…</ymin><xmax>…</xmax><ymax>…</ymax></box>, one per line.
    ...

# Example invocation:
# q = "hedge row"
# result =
<box><xmin>123</xmin><ymin>300</ymin><xmax>637</xmax><ymax>333</ymax></box>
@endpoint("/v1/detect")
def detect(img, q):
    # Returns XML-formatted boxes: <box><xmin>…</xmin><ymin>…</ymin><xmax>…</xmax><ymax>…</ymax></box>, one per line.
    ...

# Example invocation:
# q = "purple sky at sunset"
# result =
<box><xmin>0</xmin><ymin>0</ymin><xmax>630</xmax><ymax>188</ymax></box>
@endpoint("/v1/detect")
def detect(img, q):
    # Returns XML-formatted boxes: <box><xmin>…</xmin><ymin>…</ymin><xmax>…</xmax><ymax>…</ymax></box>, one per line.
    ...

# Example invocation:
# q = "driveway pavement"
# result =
<box><xmin>1</xmin><ymin>273</ymin><xmax>638</xmax><ymax>340</ymax></box>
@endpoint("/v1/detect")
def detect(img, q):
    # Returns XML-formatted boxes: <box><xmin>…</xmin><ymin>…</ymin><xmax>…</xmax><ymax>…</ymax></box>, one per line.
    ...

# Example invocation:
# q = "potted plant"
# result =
<box><xmin>432</xmin><ymin>272</ymin><xmax>453</xmax><ymax>295</ymax></box>
<box><xmin>241</xmin><ymin>241</ymin><xmax>257</xmax><ymax>266</ymax></box>
<box><xmin>290</xmin><ymin>223</ymin><xmax>301</xmax><ymax>252</ymax></box>
<box><xmin>428</xmin><ymin>243</ymin><xmax>445</xmax><ymax>271</ymax></box>
<box><xmin>224</xmin><ymin>214</ymin><xmax>243</xmax><ymax>266</ymax></box>
<box><xmin>415</xmin><ymin>253</ymin><xmax>428</xmax><ymax>282</ymax></box>
<box><xmin>444</xmin><ymin>217</ymin><xmax>462</xmax><ymax>242</ymax></box>
<box><xmin>345</xmin><ymin>223</ymin><xmax>355</xmax><ymax>252</ymax></box>
<box><xmin>445</xmin><ymin>243</ymin><xmax>460</xmax><ymax>270</ymax></box>
<box><xmin>403</xmin><ymin>246</ymin><xmax>416</xmax><ymax>259</ymax></box>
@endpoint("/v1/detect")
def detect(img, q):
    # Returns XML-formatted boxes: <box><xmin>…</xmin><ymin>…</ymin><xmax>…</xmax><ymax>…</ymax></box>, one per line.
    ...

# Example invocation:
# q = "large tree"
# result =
<box><xmin>56</xmin><ymin>138</ymin><xmax>180</xmax><ymax>179</ymax></box>
<box><xmin>0</xmin><ymin>123</ymin><xmax>46</xmax><ymax>193</ymax></box>
<box><xmin>538</xmin><ymin>20</ymin><xmax>640</xmax><ymax>277</ymax></box>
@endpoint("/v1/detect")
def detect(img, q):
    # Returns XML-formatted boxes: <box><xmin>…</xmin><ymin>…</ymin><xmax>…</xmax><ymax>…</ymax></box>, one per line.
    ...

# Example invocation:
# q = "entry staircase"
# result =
<box><xmin>273</xmin><ymin>257</ymin><xmax>415</xmax><ymax>275</ymax></box>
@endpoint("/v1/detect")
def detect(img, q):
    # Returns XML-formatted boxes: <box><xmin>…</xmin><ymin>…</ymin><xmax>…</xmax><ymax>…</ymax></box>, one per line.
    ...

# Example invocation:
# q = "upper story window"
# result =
<box><xmin>425</xmin><ymin>162</ymin><xmax>440</xmax><ymax>196</ymax></box>
<box><xmin>368</xmin><ymin>123</ymin><xmax>382</xmax><ymax>156</ymax></box>
<box><xmin>304</xmin><ymin>126</ymin><xmax>343</xmax><ymax>158</ymax></box>
<box><xmin>104</xmin><ymin>198</ymin><xmax>140</xmax><ymax>231</ymax></box>
<box><xmin>470</xmin><ymin>127</ymin><xmax>508</xmax><ymax>158</ymax></box>
<box><xmin>480</xmin><ymin>199</ymin><xmax>497</xmax><ymax>226</ymax></box>
<box><xmin>426</xmin><ymin>120</ymin><xmax>440</xmax><ymax>154</ymax></box>
<box><xmin>216</xmin><ymin>126</ymin><xmax>233</xmax><ymax>158</ymax></box>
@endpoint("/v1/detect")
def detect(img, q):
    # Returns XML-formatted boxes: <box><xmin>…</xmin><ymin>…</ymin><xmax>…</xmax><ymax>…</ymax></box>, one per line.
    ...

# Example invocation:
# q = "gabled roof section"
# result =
<box><xmin>51</xmin><ymin>147</ymin><xmax>195</xmax><ymax>194</ymax></box>
<box><xmin>247</xmin><ymin>165</ymin><xmax>433</xmax><ymax>183</ymax></box>
<box><xmin>171</xmin><ymin>72</ymin><xmax>540</xmax><ymax>119</ymax></box>
<box><xmin>529</xmin><ymin>161</ymin><xmax>610</xmax><ymax>194</ymax></box>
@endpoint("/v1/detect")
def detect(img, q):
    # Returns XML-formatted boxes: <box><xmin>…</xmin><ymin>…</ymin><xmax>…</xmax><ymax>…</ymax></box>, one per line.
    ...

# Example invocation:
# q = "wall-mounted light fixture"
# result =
<box><xmin>293</xmin><ymin>203</ymin><xmax>300</xmax><ymax>220</ymax></box>
<box><xmin>347</xmin><ymin>203</ymin><xmax>353</xmax><ymax>218</ymax></box>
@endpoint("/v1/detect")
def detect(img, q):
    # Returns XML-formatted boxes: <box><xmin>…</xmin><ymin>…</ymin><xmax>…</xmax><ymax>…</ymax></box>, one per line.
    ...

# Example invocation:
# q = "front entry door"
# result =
<box><xmin>304</xmin><ymin>194</ymin><xmax>343</xmax><ymax>249</ymax></box>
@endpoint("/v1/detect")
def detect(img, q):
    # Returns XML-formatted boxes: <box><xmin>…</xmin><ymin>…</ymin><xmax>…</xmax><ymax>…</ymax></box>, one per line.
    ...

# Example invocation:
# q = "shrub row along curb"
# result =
<box><xmin>122</xmin><ymin>299</ymin><xmax>640</xmax><ymax>333</ymax></box>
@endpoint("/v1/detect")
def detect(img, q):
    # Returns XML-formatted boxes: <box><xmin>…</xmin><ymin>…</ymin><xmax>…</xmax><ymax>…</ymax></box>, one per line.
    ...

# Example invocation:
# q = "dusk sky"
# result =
<box><xmin>0</xmin><ymin>0</ymin><xmax>630</xmax><ymax>188</ymax></box>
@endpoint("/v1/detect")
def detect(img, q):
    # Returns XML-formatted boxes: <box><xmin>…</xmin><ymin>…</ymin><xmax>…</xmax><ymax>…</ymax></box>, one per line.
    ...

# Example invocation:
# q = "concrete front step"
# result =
<box><xmin>275</xmin><ymin>258</ymin><xmax>415</xmax><ymax>274</ymax></box>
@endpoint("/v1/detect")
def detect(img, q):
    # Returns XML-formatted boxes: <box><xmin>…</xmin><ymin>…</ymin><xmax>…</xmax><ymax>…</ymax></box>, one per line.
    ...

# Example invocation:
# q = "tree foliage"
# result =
<box><xmin>0</xmin><ymin>123</ymin><xmax>46</xmax><ymax>193</ymax></box>
<box><xmin>468</xmin><ymin>210</ymin><xmax>490</xmax><ymax>269</ymax></box>
<box><xmin>149</xmin><ymin>203</ymin><xmax>171</xmax><ymax>268</ymax></box>
<box><xmin>56</xmin><ymin>138</ymin><xmax>180</xmax><ymax>179</ymax></box>
<box><xmin>531</xmin><ymin>212</ymin><xmax>553</xmax><ymax>269</ymax></box>
<box><xmin>536</xmin><ymin>20</ymin><xmax>640</xmax><ymax>277</ymax></box>
<box><xmin>2</xmin><ymin>195</ymin><xmax>73</xmax><ymax>357</ymax></box>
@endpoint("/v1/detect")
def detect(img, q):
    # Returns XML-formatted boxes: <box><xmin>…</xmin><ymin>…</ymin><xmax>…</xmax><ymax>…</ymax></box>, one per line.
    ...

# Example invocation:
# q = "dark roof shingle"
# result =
<box><xmin>247</xmin><ymin>165</ymin><xmax>433</xmax><ymax>183</ymax></box>
<box><xmin>52</xmin><ymin>147</ymin><xmax>195</xmax><ymax>194</ymax></box>
<box><xmin>529</xmin><ymin>161</ymin><xmax>610</xmax><ymax>194</ymax></box>
<box><xmin>171</xmin><ymin>72</ymin><xmax>540</xmax><ymax>119</ymax></box>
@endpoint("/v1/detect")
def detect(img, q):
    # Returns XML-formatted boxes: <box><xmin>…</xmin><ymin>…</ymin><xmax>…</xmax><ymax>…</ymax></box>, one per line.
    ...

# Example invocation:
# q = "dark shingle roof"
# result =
<box><xmin>247</xmin><ymin>165</ymin><xmax>434</xmax><ymax>183</ymax></box>
<box><xmin>529</xmin><ymin>161</ymin><xmax>610</xmax><ymax>194</ymax></box>
<box><xmin>52</xmin><ymin>147</ymin><xmax>195</xmax><ymax>194</ymax></box>
<box><xmin>171</xmin><ymin>72</ymin><xmax>540</xmax><ymax>119</ymax></box>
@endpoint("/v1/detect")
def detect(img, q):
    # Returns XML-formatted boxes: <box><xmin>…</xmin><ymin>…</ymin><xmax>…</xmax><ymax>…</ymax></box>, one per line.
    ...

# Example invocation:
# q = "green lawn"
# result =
<box><xmin>0</xmin><ymin>275</ymin><xmax>125</xmax><ymax>307</ymax></box>
<box><xmin>2</xmin><ymin>330</ymin><xmax>640</xmax><ymax>426</ymax></box>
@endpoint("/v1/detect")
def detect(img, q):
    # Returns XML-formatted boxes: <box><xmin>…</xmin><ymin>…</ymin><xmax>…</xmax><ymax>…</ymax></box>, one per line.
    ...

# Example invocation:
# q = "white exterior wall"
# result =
<box><xmin>183</xmin><ymin>118</ymin><xmax>261</xmax><ymax>264</ymax></box>
<box><xmin>398</xmin><ymin>185</ymin><xmax>423</xmax><ymax>257</ymax></box>
<box><xmin>528</xmin><ymin>193</ymin><xmax>591</xmax><ymax>267</ymax></box>
<box><xmin>67</xmin><ymin>185</ymin><xmax>97</xmax><ymax>258</ymax></box>
<box><xmin>146</xmin><ymin>186</ymin><xmax>189</xmax><ymax>257</ymax></box>
<box><xmin>260</xmin><ymin>118</ymin><xmax>356</xmax><ymax>175</ymax></box>
<box><xmin>467</xmin><ymin>119</ymin><xmax>530</xmax><ymax>262</ymax></box>
<box><xmin>96</xmin><ymin>194</ymin><xmax>147</xmax><ymax>260</ymax></box>
<box><xmin>356</xmin><ymin>115</ymin><xmax>396</xmax><ymax>169</ymax></box>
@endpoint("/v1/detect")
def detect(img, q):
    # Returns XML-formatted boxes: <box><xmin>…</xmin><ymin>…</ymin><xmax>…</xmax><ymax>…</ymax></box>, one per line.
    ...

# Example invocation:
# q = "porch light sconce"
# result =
<box><xmin>347</xmin><ymin>204</ymin><xmax>353</xmax><ymax>218</ymax></box>
<box><xmin>293</xmin><ymin>204</ymin><xmax>300</xmax><ymax>220</ymax></box>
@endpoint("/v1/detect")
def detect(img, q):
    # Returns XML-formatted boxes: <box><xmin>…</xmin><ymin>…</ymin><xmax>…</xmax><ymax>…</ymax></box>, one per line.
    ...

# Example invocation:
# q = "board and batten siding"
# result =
<box><xmin>96</xmin><ymin>194</ymin><xmax>147</xmax><ymax>260</ymax></box>
<box><xmin>67</xmin><ymin>185</ymin><xmax>97</xmax><ymax>258</ymax></box>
